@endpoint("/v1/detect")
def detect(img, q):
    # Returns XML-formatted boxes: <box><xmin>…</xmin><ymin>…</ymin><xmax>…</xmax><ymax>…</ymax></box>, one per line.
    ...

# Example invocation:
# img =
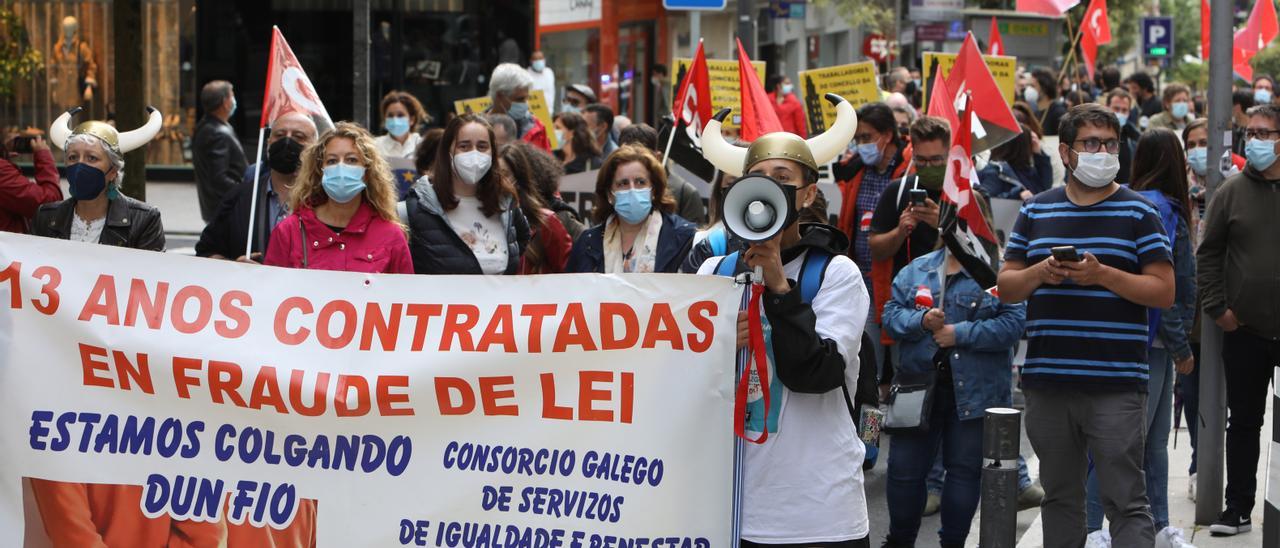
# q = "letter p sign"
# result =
<box><xmin>1141</xmin><ymin>16</ymin><xmax>1173</xmax><ymax>60</ymax></box>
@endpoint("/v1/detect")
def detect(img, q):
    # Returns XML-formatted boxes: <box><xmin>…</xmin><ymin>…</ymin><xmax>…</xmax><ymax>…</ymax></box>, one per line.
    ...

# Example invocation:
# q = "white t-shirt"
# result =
<box><xmin>375</xmin><ymin>132</ymin><xmax>422</xmax><ymax>161</ymax></box>
<box><xmin>698</xmin><ymin>250</ymin><xmax>870</xmax><ymax>543</ymax></box>
<box><xmin>446</xmin><ymin>196</ymin><xmax>509</xmax><ymax>275</ymax></box>
<box><xmin>527</xmin><ymin>66</ymin><xmax>556</xmax><ymax>110</ymax></box>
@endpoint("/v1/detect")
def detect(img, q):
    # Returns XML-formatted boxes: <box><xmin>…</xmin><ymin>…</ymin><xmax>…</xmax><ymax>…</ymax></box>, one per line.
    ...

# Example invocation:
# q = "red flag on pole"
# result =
<box><xmin>1236</xmin><ymin>0</ymin><xmax>1280</xmax><ymax>54</ymax></box>
<box><xmin>941</xmin><ymin>33</ymin><xmax>1022</xmax><ymax>154</ymax></box>
<box><xmin>988</xmin><ymin>17</ymin><xmax>1005</xmax><ymax>56</ymax></box>
<box><xmin>940</xmin><ymin>92</ymin><xmax>1000</xmax><ymax>289</ymax></box>
<box><xmin>1201</xmin><ymin>0</ymin><xmax>1211</xmax><ymax>59</ymax></box>
<box><xmin>261</xmin><ymin>26</ymin><xmax>333</xmax><ymax>131</ymax></box>
<box><xmin>1078</xmin><ymin>0</ymin><xmax>1111</xmax><ymax>81</ymax></box>
<box><xmin>926</xmin><ymin>63</ymin><xmax>959</xmax><ymax>131</ymax></box>
<box><xmin>673</xmin><ymin>39</ymin><xmax>714</xmax><ymax>139</ymax></box>
<box><xmin>735</xmin><ymin>38</ymin><xmax>783</xmax><ymax>142</ymax></box>
<box><xmin>1015</xmin><ymin>0</ymin><xmax>1080</xmax><ymax>16</ymax></box>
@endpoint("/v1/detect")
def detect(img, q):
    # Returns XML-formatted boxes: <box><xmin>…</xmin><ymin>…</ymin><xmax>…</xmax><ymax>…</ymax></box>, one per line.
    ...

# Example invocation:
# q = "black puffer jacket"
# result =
<box><xmin>34</xmin><ymin>193</ymin><xmax>165</xmax><ymax>251</ymax></box>
<box><xmin>403</xmin><ymin>182</ymin><xmax>530</xmax><ymax>275</ymax></box>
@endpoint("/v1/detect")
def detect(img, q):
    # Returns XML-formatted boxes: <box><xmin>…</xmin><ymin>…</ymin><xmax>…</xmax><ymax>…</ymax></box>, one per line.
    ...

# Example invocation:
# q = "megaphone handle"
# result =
<box><xmin>753</xmin><ymin>265</ymin><xmax>764</xmax><ymax>286</ymax></box>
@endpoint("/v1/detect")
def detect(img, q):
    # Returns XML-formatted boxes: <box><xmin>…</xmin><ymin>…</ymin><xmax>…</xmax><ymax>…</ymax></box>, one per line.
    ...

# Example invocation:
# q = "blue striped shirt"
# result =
<box><xmin>1005</xmin><ymin>186</ymin><xmax>1172</xmax><ymax>390</ymax></box>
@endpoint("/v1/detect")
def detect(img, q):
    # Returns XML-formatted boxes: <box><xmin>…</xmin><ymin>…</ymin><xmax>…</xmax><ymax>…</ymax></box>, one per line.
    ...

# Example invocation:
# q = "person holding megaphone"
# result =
<box><xmin>696</xmin><ymin>94</ymin><xmax>873</xmax><ymax>547</ymax></box>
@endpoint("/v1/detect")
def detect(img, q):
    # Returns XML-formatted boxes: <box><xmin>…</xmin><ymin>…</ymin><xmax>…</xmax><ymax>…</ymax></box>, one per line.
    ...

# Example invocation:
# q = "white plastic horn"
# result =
<box><xmin>118</xmin><ymin>107</ymin><xmax>163</xmax><ymax>153</ymax></box>
<box><xmin>701</xmin><ymin>108</ymin><xmax>749</xmax><ymax>177</ymax></box>
<box><xmin>806</xmin><ymin>93</ymin><xmax>858</xmax><ymax>166</ymax></box>
<box><xmin>48</xmin><ymin>107</ymin><xmax>82</xmax><ymax>150</ymax></box>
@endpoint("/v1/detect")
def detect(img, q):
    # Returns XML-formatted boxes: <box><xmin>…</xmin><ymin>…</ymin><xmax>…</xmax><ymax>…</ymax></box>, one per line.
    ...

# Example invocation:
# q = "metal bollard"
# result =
<box><xmin>980</xmin><ymin>408</ymin><xmax>1022</xmax><ymax>548</ymax></box>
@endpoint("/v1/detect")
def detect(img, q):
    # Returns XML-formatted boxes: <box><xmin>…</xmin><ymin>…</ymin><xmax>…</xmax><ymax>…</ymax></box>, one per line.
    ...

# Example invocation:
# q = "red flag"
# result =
<box><xmin>988</xmin><ymin>17</ymin><xmax>1005</xmax><ymax>56</ymax></box>
<box><xmin>260</xmin><ymin>27</ymin><xmax>333</xmax><ymax>131</ymax></box>
<box><xmin>673</xmin><ymin>39</ymin><xmax>714</xmax><ymax>139</ymax></box>
<box><xmin>942</xmin><ymin>33</ymin><xmax>1022</xmax><ymax>153</ymax></box>
<box><xmin>1236</xmin><ymin>0</ymin><xmax>1279</xmax><ymax>54</ymax></box>
<box><xmin>1078</xmin><ymin>0</ymin><xmax>1110</xmax><ymax>81</ymax></box>
<box><xmin>1201</xmin><ymin>0</ymin><xmax>1211</xmax><ymax>58</ymax></box>
<box><xmin>735</xmin><ymin>39</ymin><xmax>783</xmax><ymax>142</ymax></box>
<box><xmin>926</xmin><ymin>63</ymin><xmax>959</xmax><ymax>131</ymax></box>
<box><xmin>941</xmin><ymin>92</ymin><xmax>1000</xmax><ymax>289</ymax></box>
<box><xmin>1016</xmin><ymin>0</ymin><xmax>1080</xmax><ymax>16</ymax></box>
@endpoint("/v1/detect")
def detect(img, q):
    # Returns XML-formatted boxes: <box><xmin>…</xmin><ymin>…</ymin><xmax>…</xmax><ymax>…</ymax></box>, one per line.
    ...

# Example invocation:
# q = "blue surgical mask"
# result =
<box><xmin>562</xmin><ymin>102</ymin><xmax>580</xmax><ymax>114</ymax></box>
<box><xmin>1116</xmin><ymin>113</ymin><xmax>1129</xmax><ymax>127</ymax></box>
<box><xmin>229</xmin><ymin>97</ymin><xmax>237</xmax><ymax>117</ymax></box>
<box><xmin>531</xmin><ymin>60</ymin><xmax>546</xmax><ymax>72</ymax></box>
<box><xmin>554</xmin><ymin>129</ymin><xmax>566</xmax><ymax>149</ymax></box>
<box><xmin>782</xmin><ymin>84</ymin><xmax>794</xmax><ymax>95</ymax></box>
<box><xmin>1171</xmin><ymin>101</ymin><xmax>1190</xmax><ymax>119</ymax></box>
<box><xmin>385</xmin><ymin>116</ymin><xmax>411</xmax><ymax>138</ymax></box>
<box><xmin>66</xmin><ymin>163</ymin><xmax>108</xmax><ymax>201</ymax></box>
<box><xmin>612</xmin><ymin>188</ymin><xmax>653</xmax><ymax>224</ymax></box>
<box><xmin>857</xmin><ymin>141</ymin><xmax>883</xmax><ymax>166</ymax></box>
<box><xmin>1246</xmin><ymin>138</ymin><xmax>1279</xmax><ymax>171</ymax></box>
<box><xmin>321</xmin><ymin>164</ymin><xmax>367</xmax><ymax>203</ymax></box>
<box><xmin>1256</xmin><ymin>88</ymin><xmax>1273</xmax><ymax>104</ymax></box>
<box><xmin>1186</xmin><ymin>147</ymin><xmax>1208</xmax><ymax>176</ymax></box>
<box><xmin>508</xmin><ymin>101</ymin><xmax>531</xmax><ymax>121</ymax></box>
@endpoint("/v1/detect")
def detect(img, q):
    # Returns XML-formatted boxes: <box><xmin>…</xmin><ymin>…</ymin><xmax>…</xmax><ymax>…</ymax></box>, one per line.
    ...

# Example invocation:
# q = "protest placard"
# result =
<box><xmin>455</xmin><ymin>90</ymin><xmax>558</xmax><ymax>149</ymax></box>
<box><xmin>797</xmin><ymin>62</ymin><xmax>881</xmax><ymax>133</ymax></box>
<box><xmin>671</xmin><ymin>57</ymin><xmax>767</xmax><ymax>129</ymax></box>
<box><xmin>921</xmin><ymin>52</ymin><xmax>1018</xmax><ymax>110</ymax></box>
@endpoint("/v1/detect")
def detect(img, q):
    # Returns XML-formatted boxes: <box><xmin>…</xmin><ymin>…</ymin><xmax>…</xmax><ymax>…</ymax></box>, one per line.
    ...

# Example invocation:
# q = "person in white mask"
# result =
<box><xmin>401</xmin><ymin>114</ymin><xmax>530</xmax><ymax>275</ymax></box>
<box><xmin>998</xmin><ymin>103</ymin><xmax>1175</xmax><ymax>548</ymax></box>
<box><xmin>526</xmin><ymin>50</ymin><xmax>556</xmax><ymax>110</ymax></box>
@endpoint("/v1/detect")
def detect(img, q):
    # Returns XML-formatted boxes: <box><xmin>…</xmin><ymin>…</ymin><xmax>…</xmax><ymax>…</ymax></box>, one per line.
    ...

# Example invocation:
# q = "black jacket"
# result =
<box><xmin>404</xmin><ymin>182</ymin><xmax>530</xmax><ymax>275</ymax></box>
<box><xmin>191</xmin><ymin>116</ymin><xmax>247</xmax><ymax>222</ymax></box>
<box><xmin>34</xmin><ymin>194</ymin><xmax>165</xmax><ymax>251</ymax></box>
<box><xmin>195</xmin><ymin>163</ymin><xmax>274</xmax><ymax>259</ymax></box>
<box><xmin>566</xmin><ymin>211</ymin><xmax>696</xmax><ymax>274</ymax></box>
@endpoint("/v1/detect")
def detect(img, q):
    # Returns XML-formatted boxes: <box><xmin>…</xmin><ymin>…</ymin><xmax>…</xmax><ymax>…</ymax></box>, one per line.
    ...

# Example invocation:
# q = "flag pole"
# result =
<box><xmin>244</xmin><ymin>125</ymin><xmax>269</xmax><ymax>260</ymax></box>
<box><xmin>1042</xmin><ymin>14</ymin><xmax>1086</xmax><ymax>128</ymax></box>
<box><xmin>661</xmin><ymin>121</ymin><xmax>679</xmax><ymax>170</ymax></box>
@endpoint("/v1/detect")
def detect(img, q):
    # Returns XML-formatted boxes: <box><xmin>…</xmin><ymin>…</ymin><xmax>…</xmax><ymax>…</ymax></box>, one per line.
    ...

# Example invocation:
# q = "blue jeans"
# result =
<box><xmin>1087</xmin><ymin>347</ymin><xmax>1172</xmax><ymax>530</ymax></box>
<box><xmin>886</xmin><ymin>383</ymin><xmax>984</xmax><ymax>546</ymax></box>
<box><xmin>927</xmin><ymin>454</ymin><xmax>1032</xmax><ymax>494</ymax></box>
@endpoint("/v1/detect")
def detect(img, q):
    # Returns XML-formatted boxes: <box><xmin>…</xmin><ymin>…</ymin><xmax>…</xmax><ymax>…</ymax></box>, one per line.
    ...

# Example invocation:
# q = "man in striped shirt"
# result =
<box><xmin>998</xmin><ymin>103</ymin><xmax>1174</xmax><ymax>548</ymax></box>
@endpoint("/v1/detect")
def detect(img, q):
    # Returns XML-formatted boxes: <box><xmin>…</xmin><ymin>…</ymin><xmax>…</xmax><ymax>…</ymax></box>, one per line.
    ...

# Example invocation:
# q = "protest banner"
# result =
<box><xmin>455</xmin><ymin>90</ymin><xmax>559</xmax><ymax>149</ymax></box>
<box><xmin>671</xmin><ymin>58</ymin><xmax>767</xmax><ymax>129</ymax></box>
<box><xmin>0</xmin><ymin>233</ymin><xmax>739</xmax><ymax>546</ymax></box>
<box><xmin>796</xmin><ymin>62</ymin><xmax>881</xmax><ymax>133</ymax></box>
<box><xmin>920</xmin><ymin>52</ymin><xmax>1018</xmax><ymax>109</ymax></box>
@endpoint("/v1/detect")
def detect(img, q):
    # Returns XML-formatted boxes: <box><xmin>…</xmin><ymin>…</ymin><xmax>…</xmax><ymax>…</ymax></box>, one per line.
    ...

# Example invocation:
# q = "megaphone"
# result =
<box><xmin>721</xmin><ymin>174</ymin><xmax>798</xmax><ymax>244</ymax></box>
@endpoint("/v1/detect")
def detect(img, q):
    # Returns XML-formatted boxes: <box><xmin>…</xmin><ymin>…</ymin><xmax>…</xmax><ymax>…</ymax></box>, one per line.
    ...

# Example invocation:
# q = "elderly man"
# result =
<box><xmin>192</xmin><ymin>80</ymin><xmax>246</xmax><ymax>222</ymax></box>
<box><xmin>195</xmin><ymin>111</ymin><xmax>318</xmax><ymax>262</ymax></box>
<box><xmin>488</xmin><ymin>63</ymin><xmax>551</xmax><ymax>152</ymax></box>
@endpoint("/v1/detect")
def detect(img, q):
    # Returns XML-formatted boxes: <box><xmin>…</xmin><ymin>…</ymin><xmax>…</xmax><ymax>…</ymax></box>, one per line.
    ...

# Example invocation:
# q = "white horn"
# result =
<box><xmin>48</xmin><ymin>107</ymin><xmax>81</xmax><ymax>150</ymax></box>
<box><xmin>117</xmin><ymin>107</ymin><xmax>163</xmax><ymax>153</ymax></box>
<box><xmin>701</xmin><ymin>108</ymin><xmax>749</xmax><ymax>177</ymax></box>
<box><xmin>805</xmin><ymin>93</ymin><xmax>858</xmax><ymax>166</ymax></box>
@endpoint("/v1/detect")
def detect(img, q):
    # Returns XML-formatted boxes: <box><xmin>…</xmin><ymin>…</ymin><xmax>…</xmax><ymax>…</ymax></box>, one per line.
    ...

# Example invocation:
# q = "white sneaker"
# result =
<box><xmin>1188</xmin><ymin>473</ymin><xmax>1196</xmax><ymax>502</ymax></box>
<box><xmin>1084</xmin><ymin>530</ymin><xmax>1112</xmax><ymax>548</ymax></box>
<box><xmin>1156</xmin><ymin>526</ymin><xmax>1196</xmax><ymax>548</ymax></box>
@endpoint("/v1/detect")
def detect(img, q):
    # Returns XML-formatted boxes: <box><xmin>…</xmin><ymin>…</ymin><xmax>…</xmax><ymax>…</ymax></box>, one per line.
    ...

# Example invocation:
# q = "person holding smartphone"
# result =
<box><xmin>0</xmin><ymin>132</ymin><xmax>63</xmax><ymax>234</ymax></box>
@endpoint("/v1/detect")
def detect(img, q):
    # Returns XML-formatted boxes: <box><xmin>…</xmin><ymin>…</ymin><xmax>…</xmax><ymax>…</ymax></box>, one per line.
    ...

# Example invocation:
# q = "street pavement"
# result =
<box><xmin>142</xmin><ymin>181</ymin><xmax>1269</xmax><ymax>547</ymax></box>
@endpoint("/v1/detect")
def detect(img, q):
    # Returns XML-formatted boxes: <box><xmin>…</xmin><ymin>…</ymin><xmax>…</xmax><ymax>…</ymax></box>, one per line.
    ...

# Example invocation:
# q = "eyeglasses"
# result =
<box><xmin>612</xmin><ymin>177</ymin><xmax>651</xmax><ymax>191</ymax></box>
<box><xmin>565</xmin><ymin>98</ymin><xmax>584</xmax><ymax>107</ymax></box>
<box><xmin>1244</xmin><ymin>128</ymin><xmax>1280</xmax><ymax>141</ymax></box>
<box><xmin>915</xmin><ymin>155</ymin><xmax>947</xmax><ymax>167</ymax></box>
<box><xmin>1073</xmin><ymin>138</ymin><xmax>1121</xmax><ymax>154</ymax></box>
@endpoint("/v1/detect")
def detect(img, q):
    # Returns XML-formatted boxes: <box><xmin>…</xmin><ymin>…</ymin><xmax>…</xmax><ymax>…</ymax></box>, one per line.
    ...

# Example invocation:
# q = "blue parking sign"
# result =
<box><xmin>1141</xmin><ymin>16</ymin><xmax>1174</xmax><ymax>59</ymax></box>
<box><xmin>664</xmin><ymin>0</ymin><xmax>728</xmax><ymax>9</ymax></box>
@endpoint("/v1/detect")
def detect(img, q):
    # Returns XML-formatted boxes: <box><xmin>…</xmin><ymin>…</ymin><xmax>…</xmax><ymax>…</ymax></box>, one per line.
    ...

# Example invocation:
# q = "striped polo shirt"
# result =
<box><xmin>1005</xmin><ymin>186</ymin><xmax>1172</xmax><ymax>391</ymax></box>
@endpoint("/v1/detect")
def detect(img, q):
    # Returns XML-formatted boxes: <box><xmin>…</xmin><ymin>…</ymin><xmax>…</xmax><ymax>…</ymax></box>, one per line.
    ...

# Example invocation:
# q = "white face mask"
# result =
<box><xmin>453</xmin><ymin>150</ymin><xmax>492</xmax><ymax>185</ymax></box>
<box><xmin>1072</xmin><ymin>150</ymin><xmax>1120</xmax><ymax>188</ymax></box>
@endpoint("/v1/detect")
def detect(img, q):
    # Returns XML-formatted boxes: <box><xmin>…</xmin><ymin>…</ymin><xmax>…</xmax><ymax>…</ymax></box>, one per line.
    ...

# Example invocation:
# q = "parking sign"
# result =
<box><xmin>1142</xmin><ymin>16</ymin><xmax>1174</xmax><ymax>59</ymax></box>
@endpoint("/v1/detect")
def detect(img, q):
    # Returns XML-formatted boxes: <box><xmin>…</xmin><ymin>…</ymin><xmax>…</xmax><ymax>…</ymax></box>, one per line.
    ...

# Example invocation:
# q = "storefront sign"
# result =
<box><xmin>921</xmin><ymin>52</ymin><xmax>1018</xmax><ymax>106</ymax></box>
<box><xmin>539</xmin><ymin>0</ymin><xmax>602</xmax><ymax>26</ymax></box>
<box><xmin>797</xmin><ymin>62</ymin><xmax>881</xmax><ymax>133</ymax></box>
<box><xmin>0</xmin><ymin>233</ymin><xmax>739</xmax><ymax>546</ymax></box>
<box><xmin>670</xmin><ymin>57</ymin><xmax>767</xmax><ymax>129</ymax></box>
<box><xmin>916</xmin><ymin>23</ymin><xmax>949</xmax><ymax>42</ymax></box>
<box><xmin>454</xmin><ymin>90</ymin><xmax>559</xmax><ymax>149</ymax></box>
<box><xmin>909</xmin><ymin>0</ymin><xmax>964</xmax><ymax>22</ymax></box>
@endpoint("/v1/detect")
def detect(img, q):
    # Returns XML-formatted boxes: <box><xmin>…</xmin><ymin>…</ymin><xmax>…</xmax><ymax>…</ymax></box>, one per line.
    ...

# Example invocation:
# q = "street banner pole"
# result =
<box><xmin>243</xmin><ymin>125</ymin><xmax>268</xmax><ymax>260</ymax></box>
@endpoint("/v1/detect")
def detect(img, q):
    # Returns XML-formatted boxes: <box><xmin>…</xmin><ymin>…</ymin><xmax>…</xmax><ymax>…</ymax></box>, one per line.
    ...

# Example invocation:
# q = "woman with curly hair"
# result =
<box><xmin>498</xmin><ymin>142</ymin><xmax>573</xmax><ymax>273</ymax></box>
<box><xmin>264</xmin><ymin>121</ymin><xmax>413</xmax><ymax>274</ymax></box>
<box><xmin>518</xmin><ymin>139</ymin><xmax>586</xmax><ymax>241</ymax></box>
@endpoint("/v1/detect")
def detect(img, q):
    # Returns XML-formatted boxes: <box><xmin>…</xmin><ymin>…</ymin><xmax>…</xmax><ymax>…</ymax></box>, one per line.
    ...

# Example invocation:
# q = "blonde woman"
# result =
<box><xmin>265</xmin><ymin>121</ymin><xmax>412</xmax><ymax>273</ymax></box>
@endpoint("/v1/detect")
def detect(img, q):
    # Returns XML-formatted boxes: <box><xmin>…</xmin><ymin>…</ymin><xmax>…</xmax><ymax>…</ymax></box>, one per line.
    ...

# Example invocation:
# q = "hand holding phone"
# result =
<box><xmin>1050</xmin><ymin>245</ymin><xmax>1080</xmax><ymax>263</ymax></box>
<box><xmin>909</xmin><ymin>188</ymin><xmax>927</xmax><ymax>206</ymax></box>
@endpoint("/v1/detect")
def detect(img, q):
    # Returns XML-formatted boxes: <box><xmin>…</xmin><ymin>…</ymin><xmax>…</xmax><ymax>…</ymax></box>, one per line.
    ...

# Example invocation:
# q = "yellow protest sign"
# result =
<box><xmin>453</xmin><ymin>89</ymin><xmax>558</xmax><ymax>149</ymax></box>
<box><xmin>797</xmin><ymin>61</ymin><xmax>881</xmax><ymax>133</ymax></box>
<box><xmin>671</xmin><ymin>58</ymin><xmax>767</xmax><ymax>129</ymax></box>
<box><xmin>920</xmin><ymin>52</ymin><xmax>1018</xmax><ymax>110</ymax></box>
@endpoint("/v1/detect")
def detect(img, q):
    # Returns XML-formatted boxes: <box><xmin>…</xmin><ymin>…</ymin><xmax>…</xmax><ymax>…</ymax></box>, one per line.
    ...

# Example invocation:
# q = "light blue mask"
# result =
<box><xmin>385</xmin><ymin>116</ymin><xmax>410</xmax><ymax>137</ymax></box>
<box><xmin>1247</xmin><ymin>138</ymin><xmax>1279</xmax><ymax>170</ymax></box>
<box><xmin>508</xmin><ymin>101</ymin><xmax>531</xmax><ymax>121</ymax></box>
<box><xmin>1257</xmin><ymin>88</ymin><xmax>1273</xmax><ymax>104</ymax></box>
<box><xmin>782</xmin><ymin>84</ymin><xmax>794</xmax><ymax>95</ymax></box>
<box><xmin>613</xmin><ymin>188</ymin><xmax>653</xmax><ymax>224</ymax></box>
<box><xmin>1186</xmin><ymin>146</ymin><xmax>1208</xmax><ymax>176</ymax></box>
<box><xmin>1171</xmin><ymin>102</ymin><xmax>1190</xmax><ymax>119</ymax></box>
<box><xmin>1116</xmin><ymin>113</ymin><xmax>1129</xmax><ymax>127</ymax></box>
<box><xmin>229</xmin><ymin>97</ymin><xmax>238</xmax><ymax>117</ymax></box>
<box><xmin>321</xmin><ymin>164</ymin><xmax>367</xmax><ymax>203</ymax></box>
<box><xmin>857</xmin><ymin>141</ymin><xmax>882</xmax><ymax>166</ymax></box>
<box><xmin>562</xmin><ymin>102</ymin><xmax>580</xmax><ymax>114</ymax></box>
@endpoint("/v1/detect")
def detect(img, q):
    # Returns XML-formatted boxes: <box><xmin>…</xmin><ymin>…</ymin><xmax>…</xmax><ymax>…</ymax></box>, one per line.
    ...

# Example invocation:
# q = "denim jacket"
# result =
<box><xmin>883</xmin><ymin>250</ymin><xmax>1027</xmax><ymax>421</ymax></box>
<box><xmin>1157</xmin><ymin>214</ymin><xmax>1196</xmax><ymax>360</ymax></box>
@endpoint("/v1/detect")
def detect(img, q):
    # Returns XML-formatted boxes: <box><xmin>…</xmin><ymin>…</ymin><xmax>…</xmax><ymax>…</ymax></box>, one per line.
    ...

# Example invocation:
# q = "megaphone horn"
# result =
<box><xmin>720</xmin><ymin>175</ymin><xmax>797</xmax><ymax>244</ymax></box>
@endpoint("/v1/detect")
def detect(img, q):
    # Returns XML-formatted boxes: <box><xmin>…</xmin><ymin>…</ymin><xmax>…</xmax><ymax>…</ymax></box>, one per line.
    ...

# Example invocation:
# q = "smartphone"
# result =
<box><xmin>908</xmin><ymin>188</ymin><xmax>927</xmax><ymax>206</ymax></box>
<box><xmin>9</xmin><ymin>136</ymin><xmax>32</xmax><ymax>154</ymax></box>
<box><xmin>1050</xmin><ymin>245</ymin><xmax>1081</xmax><ymax>262</ymax></box>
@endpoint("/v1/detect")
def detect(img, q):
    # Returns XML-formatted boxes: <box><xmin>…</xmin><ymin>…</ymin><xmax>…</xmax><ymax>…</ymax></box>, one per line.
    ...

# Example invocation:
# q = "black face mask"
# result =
<box><xmin>267</xmin><ymin>137</ymin><xmax>305</xmax><ymax>174</ymax></box>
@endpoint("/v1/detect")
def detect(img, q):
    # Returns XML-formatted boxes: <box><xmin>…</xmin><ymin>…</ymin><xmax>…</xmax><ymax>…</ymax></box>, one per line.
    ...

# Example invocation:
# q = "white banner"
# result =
<box><xmin>0</xmin><ymin>233</ymin><xmax>739</xmax><ymax>547</ymax></box>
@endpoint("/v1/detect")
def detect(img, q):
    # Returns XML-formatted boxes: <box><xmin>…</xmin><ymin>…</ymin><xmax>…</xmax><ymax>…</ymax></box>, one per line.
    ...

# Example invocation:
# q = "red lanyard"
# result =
<box><xmin>735</xmin><ymin>284</ymin><xmax>771</xmax><ymax>444</ymax></box>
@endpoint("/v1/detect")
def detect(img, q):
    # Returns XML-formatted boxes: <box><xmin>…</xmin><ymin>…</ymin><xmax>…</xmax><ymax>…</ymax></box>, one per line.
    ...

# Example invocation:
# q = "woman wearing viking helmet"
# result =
<box><xmin>33</xmin><ymin>107</ymin><xmax>166</xmax><ymax>250</ymax></box>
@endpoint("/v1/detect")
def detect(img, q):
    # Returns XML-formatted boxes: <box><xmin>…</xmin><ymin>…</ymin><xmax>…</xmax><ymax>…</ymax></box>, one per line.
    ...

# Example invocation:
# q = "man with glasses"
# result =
<box><xmin>1197</xmin><ymin>104</ymin><xmax>1280</xmax><ymax>537</ymax></box>
<box><xmin>998</xmin><ymin>103</ymin><xmax>1174</xmax><ymax>548</ymax></box>
<box><xmin>869</xmin><ymin>116</ymin><xmax>946</xmax><ymax>277</ymax></box>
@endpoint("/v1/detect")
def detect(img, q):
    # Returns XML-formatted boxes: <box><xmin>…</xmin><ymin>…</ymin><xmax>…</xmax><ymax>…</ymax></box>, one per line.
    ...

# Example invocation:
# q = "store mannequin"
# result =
<box><xmin>51</xmin><ymin>16</ymin><xmax>98</xmax><ymax>112</ymax></box>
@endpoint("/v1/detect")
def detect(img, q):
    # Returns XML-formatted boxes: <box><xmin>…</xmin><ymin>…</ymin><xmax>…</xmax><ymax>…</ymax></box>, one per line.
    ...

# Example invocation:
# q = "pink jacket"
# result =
<box><xmin>264</xmin><ymin>201</ymin><xmax>413</xmax><ymax>274</ymax></box>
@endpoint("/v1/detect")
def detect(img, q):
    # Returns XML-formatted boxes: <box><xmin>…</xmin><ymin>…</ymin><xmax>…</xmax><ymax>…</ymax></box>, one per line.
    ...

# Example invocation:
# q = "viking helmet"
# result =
<box><xmin>49</xmin><ymin>106</ymin><xmax>163</xmax><ymax>157</ymax></box>
<box><xmin>702</xmin><ymin>93</ymin><xmax>857</xmax><ymax>177</ymax></box>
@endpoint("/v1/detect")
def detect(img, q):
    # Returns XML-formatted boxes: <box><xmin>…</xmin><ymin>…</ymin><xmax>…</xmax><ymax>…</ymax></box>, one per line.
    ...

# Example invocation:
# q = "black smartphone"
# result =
<box><xmin>1050</xmin><ymin>245</ymin><xmax>1081</xmax><ymax>262</ymax></box>
<box><xmin>908</xmin><ymin>188</ymin><xmax>927</xmax><ymax>206</ymax></box>
<box><xmin>10</xmin><ymin>136</ymin><xmax>32</xmax><ymax>154</ymax></box>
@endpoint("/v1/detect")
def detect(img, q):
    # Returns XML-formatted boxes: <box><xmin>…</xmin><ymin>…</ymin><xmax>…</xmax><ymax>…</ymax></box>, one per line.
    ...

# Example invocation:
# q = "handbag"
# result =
<box><xmin>883</xmin><ymin>367</ymin><xmax>937</xmax><ymax>435</ymax></box>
